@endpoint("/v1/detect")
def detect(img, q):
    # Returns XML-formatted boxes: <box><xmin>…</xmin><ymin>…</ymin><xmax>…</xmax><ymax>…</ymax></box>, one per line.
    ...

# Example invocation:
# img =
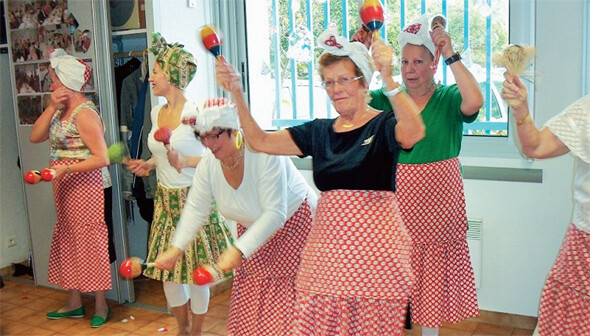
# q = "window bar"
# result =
<box><xmin>485</xmin><ymin>0</ymin><xmax>492</xmax><ymax>132</ymax></box>
<box><xmin>272</xmin><ymin>0</ymin><xmax>281</xmax><ymax>122</ymax></box>
<box><xmin>379</xmin><ymin>0</ymin><xmax>387</xmax><ymax>39</ymax></box>
<box><xmin>324</xmin><ymin>0</ymin><xmax>332</xmax><ymax>119</ymax></box>
<box><xmin>342</xmin><ymin>0</ymin><xmax>349</xmax><ymax>39</ymax></box>
<box><xmin>463</xmin><ymin>0</ymin><xmax>470</xmax><ymax>50</ymax></box>
<box><xmin>441</xmin><ymin>0</ymin><xmax>448</xmax><ymax>84</ymax></box>
<box><xmin>305</xmin><ymin>0</ymin><xmax>315</xmax><ymax>120</ymax></box>
<box><xmin>400</xmin><ymin>0</ymin><xmax>406</xmax><ymax>30</ymax></box>
<box><xmin>288</xmin><ymin>0</ymin><xmax>298</xmax><ymax>120</ymax></box>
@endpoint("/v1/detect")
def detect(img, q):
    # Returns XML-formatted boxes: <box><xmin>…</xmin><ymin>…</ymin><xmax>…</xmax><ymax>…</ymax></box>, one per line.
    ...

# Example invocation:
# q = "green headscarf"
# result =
<box><xmin>149</xmin><ymin>33</ymin><xmax>197</xmax><ymax>90</ymax></box>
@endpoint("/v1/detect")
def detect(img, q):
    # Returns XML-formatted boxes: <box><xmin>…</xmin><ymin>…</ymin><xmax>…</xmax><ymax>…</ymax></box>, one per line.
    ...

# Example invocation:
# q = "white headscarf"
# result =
<box><xmin>316</xmin><ymin>29</ymin><xmax>375</xmax><ymax>84</ymax></box>
<box><xmin>193</xmin><ymin>98</ymin><xmax>239</xmax><ymax>133</ymax></box>
<box><xmin>398</xmin><ymin>14</ymin><xmax>436</xmax><ymax>57</ymax></box>
<box><xmin>49</xmin><ymin>49</ymin><xmax>92</xmax><ymax>92</ymax></box>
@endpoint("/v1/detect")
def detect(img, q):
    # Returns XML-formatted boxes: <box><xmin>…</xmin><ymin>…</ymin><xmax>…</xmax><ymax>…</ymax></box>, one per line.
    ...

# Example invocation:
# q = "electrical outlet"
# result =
<box><xmin>188</xmin><ymin>0</ymin><xmax>196</xmax><ymax>8</ymax></box>
<box><xmin>7</xmin><ymin>236</ymin><xmax>17</xmax><ymax>248</ymax></box>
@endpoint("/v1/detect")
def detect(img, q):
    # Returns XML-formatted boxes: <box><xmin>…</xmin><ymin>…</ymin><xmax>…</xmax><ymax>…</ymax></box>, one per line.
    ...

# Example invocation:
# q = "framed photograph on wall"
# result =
<box><xmin>5</xmin><ymin>0</ymin><xmax>96</xmax><ymax>125</ymax></box>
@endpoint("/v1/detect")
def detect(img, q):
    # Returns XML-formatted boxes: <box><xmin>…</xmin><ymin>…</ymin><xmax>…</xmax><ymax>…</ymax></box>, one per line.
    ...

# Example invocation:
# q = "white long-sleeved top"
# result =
<box><xmin>147</xmin><ymin>101</ymin><xmax>204</xmax><ymax>188</ymax></box>
<box><xmin>546</xmin><ymin>94</ymin><xmax>590</xmax><ymax>233</ymax></box>
<box><xmin>173</xmin><ymin>148</ymin><xmax>317</xmax><ymax>258</ymax></box>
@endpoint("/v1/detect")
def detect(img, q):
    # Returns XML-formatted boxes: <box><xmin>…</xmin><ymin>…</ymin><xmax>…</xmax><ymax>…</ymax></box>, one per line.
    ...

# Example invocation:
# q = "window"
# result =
<box><xmin>222</xmin><ymin>0</ymin><xmax>533</xmax><ymax>146</ymax></box>
<box><xmin>584</xmin><ymin>0</ymin><xmax>590</xmax><ymax>95</ymax></box>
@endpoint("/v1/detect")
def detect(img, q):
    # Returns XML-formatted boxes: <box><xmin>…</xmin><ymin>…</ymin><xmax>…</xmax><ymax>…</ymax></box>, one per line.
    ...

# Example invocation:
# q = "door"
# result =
<box><xmin>4</xmin><ymin>0</ymin><xmax>130</xmax><ymax>303</ymax></box>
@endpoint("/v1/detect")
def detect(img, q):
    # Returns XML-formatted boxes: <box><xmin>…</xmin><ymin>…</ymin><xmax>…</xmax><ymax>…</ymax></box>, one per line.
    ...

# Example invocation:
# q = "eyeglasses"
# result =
<box><xmin>196</xmin><ymin>129</ymin><xmax>228</xmax><ymax>142</ymax></box>
<box><xmin>321</xmin><ymin>76</ymin><xmax>363</xmax><ymax>89</ymax></box>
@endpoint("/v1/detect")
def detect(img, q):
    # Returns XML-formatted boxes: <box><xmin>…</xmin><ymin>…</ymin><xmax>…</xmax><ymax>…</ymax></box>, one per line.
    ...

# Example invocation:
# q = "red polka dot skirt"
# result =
<box><xmin>226</xmin><ymin>199</ymin><xmax>313</xmax><ymax>336</ymax></box>
<box><xmin>47</xmin><ymin>159</ymin><xmax>112</xmax><ymax>292</ymax></box>
<box><xmin>294</xmin><ymin>190</ymin><xmax>413</xmax><ymax>335</ymax></box>
<box><xmin>537</xmin><ymin>223</ymin><xmax>590</xmax><ymax>336</ymax></box>
<box><xmin>396</xmin><ymin>158</ymin><xmax>479</xmax><ymax>327</ymax></box>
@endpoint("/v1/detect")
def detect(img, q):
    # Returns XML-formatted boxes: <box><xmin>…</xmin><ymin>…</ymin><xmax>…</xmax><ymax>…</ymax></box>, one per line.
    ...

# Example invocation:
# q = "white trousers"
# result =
<box><xmin>163</xmin><ymin>281</ymin><xmax>210</xmax><ymax>314</ymax></box>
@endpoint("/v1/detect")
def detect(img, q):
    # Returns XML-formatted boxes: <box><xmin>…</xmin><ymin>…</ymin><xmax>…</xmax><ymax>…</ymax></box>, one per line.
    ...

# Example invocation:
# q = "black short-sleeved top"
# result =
<box><xmin>288</xmin><ymin>110</ymin><xmax>403</xmax><ymax>192</ymax></box>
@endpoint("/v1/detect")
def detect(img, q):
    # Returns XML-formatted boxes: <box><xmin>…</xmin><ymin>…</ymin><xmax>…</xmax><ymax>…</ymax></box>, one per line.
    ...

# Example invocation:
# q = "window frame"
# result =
<box><xmin>457</xmin><ymin>0</ymin><xmax>535</xmax><ymax>159</ymax></box>
<box><xmin>584</xmin><ymin>0</ymin><xmax>590</xmax><ymax>96</ymax></box>
<box><xmin>222</xmin><ymin>0</ymin><xmax>536</xmax><ymax>159</ymax></box>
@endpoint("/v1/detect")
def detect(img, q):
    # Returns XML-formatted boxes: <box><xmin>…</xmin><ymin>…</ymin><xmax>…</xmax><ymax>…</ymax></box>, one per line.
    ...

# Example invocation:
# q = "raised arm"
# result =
<box><xmin>215</xmin><ymin>58</ymin><xmax>302</xmax><ymax>156</ymax></box>
<box><xmin>431</xmin><ymin>29</ymin><xmax>483</xmax><ymax>116</ymax></box>
<box><xmin>501</xmin><ymin>74</ymin><xmax>569</xmax><ymax>159</ymax></box>
<box><xmin>371</xmin><ymin>38</ymin><xmax>425</xmax><ymax>149</ymax></box>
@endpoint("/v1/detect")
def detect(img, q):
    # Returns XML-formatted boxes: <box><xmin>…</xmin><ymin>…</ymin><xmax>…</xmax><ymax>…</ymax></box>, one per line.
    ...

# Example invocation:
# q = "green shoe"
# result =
<box><xmin>90</xmin><ymin>307</ymin><xmax>111</xmax><ymax>328</ymax></box>
<box><xmin>46</xmin><ymin>306</ymin><xmax>85</xmax><ymax>319</ymax></box>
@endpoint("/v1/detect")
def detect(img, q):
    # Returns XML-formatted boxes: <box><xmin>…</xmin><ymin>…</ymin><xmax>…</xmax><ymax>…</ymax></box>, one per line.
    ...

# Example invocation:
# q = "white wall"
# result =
<box><xmin>150</xmin><ymin>0</ymin><xmax>217</xmax><ymax>106</ymax></box>
<box><xmin>460</xmin><ymin>0</ymin><xmax>583</xmax><ymax>316</ymax></box>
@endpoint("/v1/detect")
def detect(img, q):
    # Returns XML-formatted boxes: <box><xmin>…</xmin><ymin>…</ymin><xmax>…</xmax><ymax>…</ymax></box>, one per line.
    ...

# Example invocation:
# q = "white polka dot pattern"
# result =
<box><xmin>294</xmin><ymin>292</ymin><xmax>408</xmax><ymax>335</ymax></box>
<box><xmin>296</xmin><ymin>190</ymin><xmax>413</xmax><ymax>300</ymax></box>
<box><xmin>537</xmin><ymin>223</ymin><xmax>590</xmax><ymax>336</ymax></box>
<box><xmin>294</xmin><ymin>190</ymin><xmax>413</xmax><ymax>335</ymax></box>
<box><xmin>396</xmin><ymin>158</ymin><xmax>479</xmax><ymax>327</ymax></box>
<box><xmin>47</xmin><ymin>159</ymin><xmax>112</xmax><ymax>292</ymax></box>
<box><xmin>226</xmin><ymin>199</ymin><xmax>313</xmax><ymax>336</ymax></box>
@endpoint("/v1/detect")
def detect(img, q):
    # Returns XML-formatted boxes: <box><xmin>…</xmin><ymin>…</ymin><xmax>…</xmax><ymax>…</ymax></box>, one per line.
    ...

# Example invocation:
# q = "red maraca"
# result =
<box><xmin>41</xmin><ymin>168</ymin><xmax>56</xmax><ymax>182</ymax></box>
<box><xmin>119</xmin><ymin>257</ymin><xmax>155</xmax><ymax>279</ymax></box>
<box><xmin>193</xmin><ymin>263</ymin><xmax>224</xmax><ymax>286</ymax></box>
<box><xmin>200</xmin><ymin>25</ymin><xmax>223</xmax><ymax>58</ymax></box>
<box><xmin>154</xmin><ymin>126</ymin><xmax>172</xmax><ymax>148</ymax></box>
<box><xmin>24</xmin><ymin>170</ymin><xmax>42</xmax><ymax>184</ymax></box>
<box><xmin>360</xmin><ymin>0</ymin><xmax>384</xmax><ymax>35</ymax></box>
<box><xmin>154</xmin><ymin>126</ymin><xmax>181</xmax><ymax>173</ymax></box>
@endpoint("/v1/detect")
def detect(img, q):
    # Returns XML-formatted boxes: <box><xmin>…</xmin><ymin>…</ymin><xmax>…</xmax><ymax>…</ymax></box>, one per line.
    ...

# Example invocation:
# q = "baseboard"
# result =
<box><xmin>0</xmin><ymin>264</ymin><xmax>14</xmax><ymax>277</ymax></box>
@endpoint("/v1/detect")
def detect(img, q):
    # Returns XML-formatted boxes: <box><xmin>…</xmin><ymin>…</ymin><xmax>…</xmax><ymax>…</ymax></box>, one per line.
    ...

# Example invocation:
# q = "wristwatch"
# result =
<box><xmin>445</xmin><ymin>52</ymin><xmax>462</xmax><ymax>65</ymax></box>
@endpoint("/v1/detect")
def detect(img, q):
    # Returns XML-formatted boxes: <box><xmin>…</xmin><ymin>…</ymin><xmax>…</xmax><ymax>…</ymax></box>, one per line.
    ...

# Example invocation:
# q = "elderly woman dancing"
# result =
<box><xmin>367</xmin><ymin>15</ymin><xmax>483</xmax><ymax>336</ymax></box>
<box><xmin>155</xmin><ymin>98</ymin><xmax>318</xmax><ymax>335</ymax></box>
<box><xmin>502</xmin><ymin>75</ymin><xmax>590</xmax><ymax>336</ymax></box>
<box><xmin>216</xmin><ymin>29</ymin><xmax>424</xmax><ymax>335</ymax></box>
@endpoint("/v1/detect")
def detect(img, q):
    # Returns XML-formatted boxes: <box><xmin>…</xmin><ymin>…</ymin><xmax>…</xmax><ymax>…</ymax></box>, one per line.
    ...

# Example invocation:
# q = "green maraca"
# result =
<box><xmin>108</xmin><ymin>142</ymin><xmax>130</xmax><ymax>165</ymax></box>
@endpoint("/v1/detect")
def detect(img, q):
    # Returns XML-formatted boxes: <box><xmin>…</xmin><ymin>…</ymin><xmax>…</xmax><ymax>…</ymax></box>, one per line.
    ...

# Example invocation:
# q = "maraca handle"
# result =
<box><xmin>431</xmin><ymin>15</ymin><xmax>447</xmax><ymax>47</ymax></box>
<box><xmin>164</xmin><ymin>144</ymin><xmax>182</xmax><ymax>174</ymax></box>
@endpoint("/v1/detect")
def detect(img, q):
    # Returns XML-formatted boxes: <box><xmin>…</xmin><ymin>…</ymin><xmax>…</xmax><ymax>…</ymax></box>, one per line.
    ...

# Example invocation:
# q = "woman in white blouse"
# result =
<box><xmin>502</xmin><ymin>74</ymin><xmax>590</xmax><ymax>336</ymax></box>
<box><xmin>156</xmin><ymin>98</ymin><xmax>318</xmax><ymax>336</ymax></box>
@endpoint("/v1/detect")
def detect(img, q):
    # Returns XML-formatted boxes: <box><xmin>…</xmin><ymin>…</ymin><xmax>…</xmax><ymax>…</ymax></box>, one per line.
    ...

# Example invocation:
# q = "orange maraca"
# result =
<box><xmin>360</xmin><ymin>0</ymin><xmax>384</xmax><ymax>34</ymax></box>
<box><xmin>200</xmin><ymin>25</ymin><xmax>223</xmax><ymax>58</ymax></box>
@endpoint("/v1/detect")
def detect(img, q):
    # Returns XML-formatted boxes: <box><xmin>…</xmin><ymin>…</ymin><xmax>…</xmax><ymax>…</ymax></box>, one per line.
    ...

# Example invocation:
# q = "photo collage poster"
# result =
<box><xmin>5</xmin><ymin>0</ymin><xmax>98</xmax><ymax>125</ymax></box>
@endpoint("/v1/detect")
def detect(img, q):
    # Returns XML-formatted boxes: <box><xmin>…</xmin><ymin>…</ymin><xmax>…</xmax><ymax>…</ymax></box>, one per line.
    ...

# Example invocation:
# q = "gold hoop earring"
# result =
<box><xmin>235</xmin><ymin>130</ymin><xmax>244</xmax><ymax>150</ymax></box>
<box><xmin>364</xmin><ymin>89</ymin><xmax>372</xmax><ymax>104</ymax></box>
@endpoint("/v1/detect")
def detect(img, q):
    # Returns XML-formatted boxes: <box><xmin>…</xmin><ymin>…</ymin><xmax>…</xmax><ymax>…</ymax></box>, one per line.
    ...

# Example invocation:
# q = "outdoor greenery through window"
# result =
<box><xmin>244</xmin><ymin>0</ymin><xmax>509</xmax><ymax>136</ymax></box>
